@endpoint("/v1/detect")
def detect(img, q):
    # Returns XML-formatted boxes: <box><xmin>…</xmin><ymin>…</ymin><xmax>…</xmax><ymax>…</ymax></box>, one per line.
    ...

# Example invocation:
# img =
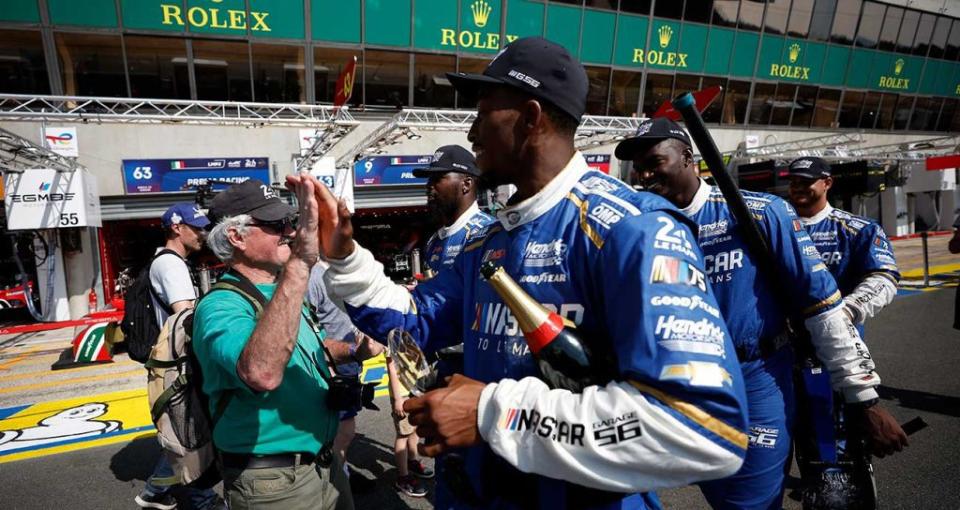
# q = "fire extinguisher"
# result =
<box><xmin>88</xmin><ymin>288</ymin><xmax>98</xmax><ymax>315</ymax></box>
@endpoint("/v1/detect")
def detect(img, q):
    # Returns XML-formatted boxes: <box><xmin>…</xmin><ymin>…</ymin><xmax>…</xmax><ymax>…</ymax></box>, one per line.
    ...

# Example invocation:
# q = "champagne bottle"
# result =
<box><xmin>480</xmin><ymin>261</ymin><xmax>600</xmax><ymax>392</ymax></box>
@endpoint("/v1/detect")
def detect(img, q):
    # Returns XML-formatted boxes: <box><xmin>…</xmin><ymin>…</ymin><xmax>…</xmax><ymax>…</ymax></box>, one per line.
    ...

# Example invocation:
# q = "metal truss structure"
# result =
<box><xmin>728</xmin><ymin>132</ymin><xmax>866</xmax><ymax>160</ymax></box>
<box><xmin>335</xmin><ymin>108</ymin><xmax>644</xmax><ymax>167</ymax></box>
<box><xmin>0</xmin><ymin>94</ymin><xmax>357</xmax><ymax>126</ymax></box>
<box><xmin>0</xmin><ymin>126</ymin><xmax>81</xmax><ymax>174</ymax></box>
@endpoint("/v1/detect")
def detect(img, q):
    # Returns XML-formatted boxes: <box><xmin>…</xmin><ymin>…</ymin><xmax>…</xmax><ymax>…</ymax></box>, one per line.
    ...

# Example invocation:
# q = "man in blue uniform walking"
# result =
<box><xmin>414</xmin><ymin>145</ymin><xmax>495</xmax><ymax>274</ymax></box>
<box><xmin>616</xmin><ymin>118</ymin><xmax>907</xmax><ymax>510</ymax></box>
<box><xmin>787</xmin><ymin>156</ymin><xmax>904</xmax><ymax>507</ymax></box>
<box><xmin>314</xmin><ymin>37</ymin><xmax>749</xmax><ymax>509</ymax></box>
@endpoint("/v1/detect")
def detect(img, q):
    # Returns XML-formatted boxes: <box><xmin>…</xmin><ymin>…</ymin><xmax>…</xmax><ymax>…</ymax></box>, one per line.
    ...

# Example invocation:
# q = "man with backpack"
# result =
<box><xmin>135</xmin><ymin>203</ymin><xmax>223</xmax><ymax>510</ymax></box>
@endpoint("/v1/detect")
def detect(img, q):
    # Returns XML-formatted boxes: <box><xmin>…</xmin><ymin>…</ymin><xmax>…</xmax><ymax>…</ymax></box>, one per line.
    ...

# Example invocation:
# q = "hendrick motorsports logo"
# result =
<box><xmin>522</xmin><ymin>239</ymin><xmax>566</xmax><ymax>268</ymax></box>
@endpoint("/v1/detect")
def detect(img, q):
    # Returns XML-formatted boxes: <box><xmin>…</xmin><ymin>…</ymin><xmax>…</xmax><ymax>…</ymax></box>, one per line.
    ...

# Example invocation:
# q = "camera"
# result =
<box><xmin>326</xmin><ymin>374</ymin><xmax>379</xmax><ymax>412</ymax></box>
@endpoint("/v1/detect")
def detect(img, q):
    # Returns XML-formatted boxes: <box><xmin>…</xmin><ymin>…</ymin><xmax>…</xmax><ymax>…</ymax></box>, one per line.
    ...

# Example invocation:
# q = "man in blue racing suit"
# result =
<box><xmin>616</xmin><ymin>118</ymin><xmax>907</xmax><ymax>510</ymax></box>
<box><xmin>315</xmin><ymin>37</ymin><xmax>749</xmax><ymax>509</ymax></box>
<box><xmin>415</xmin><ymin>144</ymin><xmax>495</xmax><ymax>275</ymax></box>
<box><xmin>787</xmin><ymin>156</ymin><xmax>905</xmax><ymax>506</ymax></box>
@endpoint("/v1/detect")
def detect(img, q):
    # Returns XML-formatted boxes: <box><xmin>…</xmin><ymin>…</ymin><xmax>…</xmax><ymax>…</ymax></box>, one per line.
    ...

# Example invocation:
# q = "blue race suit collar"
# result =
<box><xmin>800</xmin><ymin>203</ymin><xmax>833</xmax><ymax>226</ymax></box>
<box><xmin>437</xmin><ymin>202</ymin><xmax>481</xmax><ymax>240</ymax></box>
<box><xmin>496</xmin><ymin>152</ymin><xmax>588</xmax><ymax>231</ymax></box>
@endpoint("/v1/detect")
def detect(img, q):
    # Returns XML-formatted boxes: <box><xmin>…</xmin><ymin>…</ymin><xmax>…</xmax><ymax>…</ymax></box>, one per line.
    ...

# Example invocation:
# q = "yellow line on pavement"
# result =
<box><xmin>900</xmin><ymin>262</ymin><xmax>960</xmax><ymax>279</ymax></box>
<box><xmin>0</xmin><ymin>368</ymin><xmax>144</xmax><ymax>395</ymax></box>
<box><xmin>0</xmin><ymin>345</ymin><xmax>45</xmax><ymax>370</ymax></box>
<box><xmin>0</xmin><ymin>359</ymin><xmax>140</xmax><ymax>383</ymax></box>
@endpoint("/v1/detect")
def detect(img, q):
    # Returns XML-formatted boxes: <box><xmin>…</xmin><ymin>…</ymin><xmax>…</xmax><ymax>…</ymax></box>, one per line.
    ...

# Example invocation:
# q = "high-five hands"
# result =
<box><xmin>312</xmin><ymin>180</ymin><xmax>356</xmax><ymax>260</ymax></box>
<box><xmin>284</xmin><ymin>171</ymin><xmax>321</xmax><ymax>267</ymax></box>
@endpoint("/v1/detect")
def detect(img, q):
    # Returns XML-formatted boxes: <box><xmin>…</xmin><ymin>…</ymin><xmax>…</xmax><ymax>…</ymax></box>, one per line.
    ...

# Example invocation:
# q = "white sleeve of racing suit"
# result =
<box><xmin>477</xmin><ymin>377</ymin><xmax>744</xmax><ymax>493</ymax></box>
<box><xmin>842</xmin><ymin>273</ymin><xmax>898</xmax><ymax>325</ymax></box>
<box><xmin>803</xmin><ymin>305</ymin><xmax>880</xmax><ymax>403</ymax></box>
<box><xmin>323</xmin><ymin>243</ymin><xmax>414</xmax><ymax>313</ymax></box>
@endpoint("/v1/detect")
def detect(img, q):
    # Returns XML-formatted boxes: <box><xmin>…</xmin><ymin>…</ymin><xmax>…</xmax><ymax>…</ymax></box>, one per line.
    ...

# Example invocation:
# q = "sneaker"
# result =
<box><xmin>134</xmin><ymin>490</ymin><xmax>177</xmax><ymax>510</ymax></box>
<box><xmin>408</xmin><ymin>459</ymin><xmax>435</xmax><ymax>479</ymax></box>
<box><xmin>396</xmin><ymin>474</ymin><xmax>428</xmax><ymax>498</ymax></box>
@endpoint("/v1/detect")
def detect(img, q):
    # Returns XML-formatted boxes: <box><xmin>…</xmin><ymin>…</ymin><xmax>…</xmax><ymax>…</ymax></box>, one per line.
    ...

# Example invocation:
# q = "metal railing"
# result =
<box><xmin>0</xmin><ymin>94</ymin><xmax>357</xmax><ymax>126</ymax></box>
<box><xmin>0</xmin><ymin>127</ymin><xmax>81</xmax><ymax>174</ymax></box>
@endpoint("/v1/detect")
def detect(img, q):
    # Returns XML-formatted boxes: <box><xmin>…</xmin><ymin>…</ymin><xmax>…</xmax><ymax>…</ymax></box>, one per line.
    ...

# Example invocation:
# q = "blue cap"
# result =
<box><xmin>161</xmin><ymin>203</ymin><xmax>210</xmax><ymax>229</ymax></box>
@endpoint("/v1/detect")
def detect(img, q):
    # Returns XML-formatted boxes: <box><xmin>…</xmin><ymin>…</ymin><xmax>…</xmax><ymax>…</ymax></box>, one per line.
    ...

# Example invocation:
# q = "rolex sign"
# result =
<box><xmin>4</xmin><ymin>168</ymin><xmax>102</xmax><ymax>230</ymax></box>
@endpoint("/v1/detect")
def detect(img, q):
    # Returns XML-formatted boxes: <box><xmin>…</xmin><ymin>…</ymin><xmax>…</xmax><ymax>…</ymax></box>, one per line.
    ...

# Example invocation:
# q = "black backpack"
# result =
<box><xmin>121</xmin><ymin>249</ymin><xmax>181</xmax><ymax>363</ymax></box>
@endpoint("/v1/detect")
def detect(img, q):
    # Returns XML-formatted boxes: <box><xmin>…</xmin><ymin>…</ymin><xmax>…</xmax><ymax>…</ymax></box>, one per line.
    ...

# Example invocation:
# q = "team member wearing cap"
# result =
<box><xmin>787</xmin><ymin>157</ymin><xmax>903</xmax><ymax>503</ymax></box>
<box><xmin>616</xmin><ymin>120</ymin><xmax>907</xmax><ymax>510</ymax></box>
<box><xmin>415</xmin><ymin>145</ymin><xmax>495</xmax><ymax>274</ymax></box>
<box><xmin>192</xmin><ymin>178</ymin><xmax>380</xmax><ymax>510</ymax></box>
<box><xmin>137</xmin><ymin>203</ymin><xmax>222</xmax><ymax>510</ymax></box>
<box><xmin>317</xmin><ymin>37</ymin><xmax>748</xmax><ymax>509</ymax></box>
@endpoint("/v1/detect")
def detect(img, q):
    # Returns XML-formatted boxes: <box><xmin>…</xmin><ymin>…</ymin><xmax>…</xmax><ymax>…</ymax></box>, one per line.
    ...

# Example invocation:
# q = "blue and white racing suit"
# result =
<box><xmin>678</xmin><ymin>180</ymin><xmax>882</xmax><ymax>510</ymax></box>
<box><xmin>326</xmin><ymin>154</ymin><xmax>748</xmax><ymax>510</ymax></box>
<box><xmin>796</xmin><ymin>204</ymin><xmax>899</xmax><ymax>468</ymax></box>
<box><xmin>801</xmin><ymin>204</ymin><xmax>900</xmax><ymax>327</ymax></box>
<box><xmin>424</xmin><ymin>202</ymin><xmax>495</xmax><ymax>273</ymax></box>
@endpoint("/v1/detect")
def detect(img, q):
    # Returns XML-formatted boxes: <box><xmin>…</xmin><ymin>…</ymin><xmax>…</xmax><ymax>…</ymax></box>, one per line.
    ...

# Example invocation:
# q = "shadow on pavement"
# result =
<box><xmin>109</xmin><ymin>434</ymin><xmax>161</xmax><ymax>482</ymax></box>
<box><xmin>348</xmin><ymin>433</ymin><xmax>434</xmax><ymax>509</ymax></box>
<box><xmin>878</xmin><ymin>385</ymin><xmax>960</xmax><ymax>417</ymax></box>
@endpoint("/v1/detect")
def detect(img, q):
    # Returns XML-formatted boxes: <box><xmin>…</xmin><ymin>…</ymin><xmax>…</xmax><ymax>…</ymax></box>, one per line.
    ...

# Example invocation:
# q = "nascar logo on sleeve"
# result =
<box><xmin>650</xmin><ymin>255</ymin><xmax>707</xmax><ymax>292</ymax></box>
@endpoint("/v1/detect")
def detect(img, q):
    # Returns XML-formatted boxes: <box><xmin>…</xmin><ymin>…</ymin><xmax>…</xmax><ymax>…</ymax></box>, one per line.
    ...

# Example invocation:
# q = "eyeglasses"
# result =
<box><xmin>250</xmin><ymin>216</ymin><xmax>296</xmax><ymax>234</ymax></box>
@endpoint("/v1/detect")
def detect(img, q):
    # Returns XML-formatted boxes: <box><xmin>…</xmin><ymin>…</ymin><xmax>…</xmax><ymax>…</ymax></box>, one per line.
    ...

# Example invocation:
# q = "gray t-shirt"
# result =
<box><xmin>307</xmin><ymin>263</ymin><xmax>357</xmax><ymax>343</ymax></box>
<box><xmin>149</xmin><ymin>249</ymin><xmax>196</xmax><ymax>328</ymax></box>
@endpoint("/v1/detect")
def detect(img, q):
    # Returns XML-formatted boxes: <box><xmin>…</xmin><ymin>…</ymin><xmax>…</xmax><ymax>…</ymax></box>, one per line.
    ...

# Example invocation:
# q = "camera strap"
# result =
<box><xmin>222</xmin><ymin>269</ymin><xmax>339</xmax><ymax>383</ymax></box>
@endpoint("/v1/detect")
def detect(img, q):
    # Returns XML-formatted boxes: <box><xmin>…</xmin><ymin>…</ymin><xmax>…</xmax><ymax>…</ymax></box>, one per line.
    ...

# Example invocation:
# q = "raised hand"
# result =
<box><xmin>313</xmin><ymin>180</ymin><xmax>356</xmax><ymax>260</ymax></box>
<box><xmin>284</xmin><ymin>171</ymin><xmax>320</xmax><ymax>267</ymax></box>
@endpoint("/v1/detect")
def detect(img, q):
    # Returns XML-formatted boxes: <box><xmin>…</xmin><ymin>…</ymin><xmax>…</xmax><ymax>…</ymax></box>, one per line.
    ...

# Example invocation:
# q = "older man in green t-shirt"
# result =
<box><xmin>193</xmin><ymin>176</ymin><xmax>379</xmax><ymax>510</ymax></box>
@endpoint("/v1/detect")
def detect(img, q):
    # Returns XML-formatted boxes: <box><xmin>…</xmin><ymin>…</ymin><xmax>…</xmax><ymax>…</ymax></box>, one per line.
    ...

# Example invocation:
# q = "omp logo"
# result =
<box><xmin>522</xmin><ymin>239</ymin><xmax>566</xmax><ymax>267</ymax></box>
<box><xmin>658</xmin><ymin>25</ymin><xmax>673</xmax><ymax>48</ymax></box>
<box><xmin>588</xmin><ymin>203</ymin><xmax>623</xmax><ymax>229</ymax></box>
<box><xmin>39</xmin><ymin>182</ymin><xmax>51</xmax><ymax>191</ymax></box>
<box><xmin>895</xmin><ymin>58</ymin><xmax>905</xmax><ymax>75</ymax></box>
<box><xmin>471</xmin><ymin>0</ymin><xmax>492</xmax><ymax>27</ymax></box>
<box><xmin>788</xmin><ymin>43</ymin><xmax>801</xmax><ymax>64</ymax></box>
<box><xmin>473</xmin><ymin>302</ymin><xmax>583</xmax><ymax>335</ymax></box>
<box><xmin>499</xmin><ymin>408</ymin><xmax>585</xmax><ymax>446</ymax></box>
<box><xmin>650</xmin><ymin>255</ymin><xmax>707</xmax><ymax>292</ymax></box>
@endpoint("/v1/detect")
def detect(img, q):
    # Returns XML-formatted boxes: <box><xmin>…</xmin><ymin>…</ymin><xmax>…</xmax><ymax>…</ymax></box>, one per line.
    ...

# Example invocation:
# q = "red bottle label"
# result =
<box><xmin>526</xmin><ymin>313</ymin><xmax>564</xmax><ymax>355</ymax></box>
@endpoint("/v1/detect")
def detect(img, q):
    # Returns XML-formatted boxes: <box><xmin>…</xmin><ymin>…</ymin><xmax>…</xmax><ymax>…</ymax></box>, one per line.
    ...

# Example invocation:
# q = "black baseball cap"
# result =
<box><xmin>614</xmin><ymin>118</ymin><xmax>692</xmax><ymax>160</ymax></box>
<box><xmin>207</xmin><ymin>179</ymin><xmax>296</xmax><ymax>226</ymax></box>
<box><xmin>412</xmin><ymin>145</ymin><xmax>480</xmax><ymax>178</ymax></box>
<box><xmin>788</xmin><ymin>157</ymin><xmax>832</xmax><ymax>179</ymax></box>
<box><xmin>446</xmin><ymin>37</ymin><xmax>588</xmax><ymax>122</ymax></box>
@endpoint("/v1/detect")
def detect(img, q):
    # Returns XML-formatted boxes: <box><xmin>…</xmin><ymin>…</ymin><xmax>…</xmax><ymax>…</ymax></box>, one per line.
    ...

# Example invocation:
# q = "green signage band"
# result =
<box><xmin>4</xmin><ymin>0</ymin><xmax>958</xmax><ymax>99</ymax></box>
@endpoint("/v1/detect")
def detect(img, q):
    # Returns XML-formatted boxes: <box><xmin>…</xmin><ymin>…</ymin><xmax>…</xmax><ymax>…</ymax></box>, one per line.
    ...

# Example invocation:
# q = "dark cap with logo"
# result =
<box><xmin>412</xmin><ymin>145</ymin><xmax>480</xmax><ymax>178</ymax></box>
<box><xmin>446</xmin><ymin>36</ymin><xmax>588</xmax><ymax>122</ymax></box>
<box><xmin>207</xmin><ymin>179</ymin><xmax>296</xmax><ymax>226</ymax></box>
<box><xmin>161</xmin><ymin>203</ymin><xmax>210</xmax><ymax>229</ymax></box>
<box><xmin>788</xmin><ymin>157</ymin><xmax>832</xmax><ymax>179</ymax></box>
<box><xmin>614</xmin><ymin>117</ymin><xmax>692</xmax><ymax>160</ymax></box>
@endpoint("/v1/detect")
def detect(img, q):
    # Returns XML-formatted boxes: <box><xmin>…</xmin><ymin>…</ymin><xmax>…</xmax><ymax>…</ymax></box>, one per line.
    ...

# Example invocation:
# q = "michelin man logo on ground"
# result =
<box><xmin>0</xmin><ymin>403</ymin><xmax>121</xmax><ymax>453</ymax></box>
